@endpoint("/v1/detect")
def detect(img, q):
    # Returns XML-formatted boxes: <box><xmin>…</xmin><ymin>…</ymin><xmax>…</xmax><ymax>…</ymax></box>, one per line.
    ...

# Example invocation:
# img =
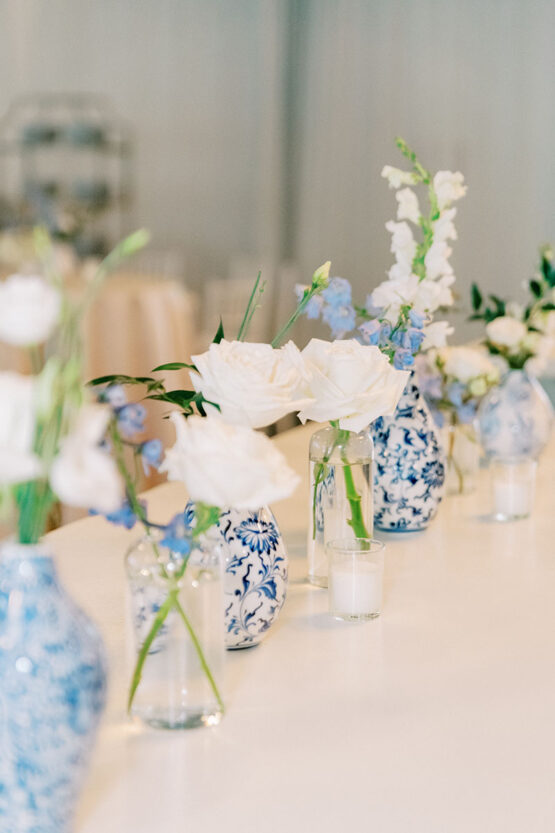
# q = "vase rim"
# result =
<box><xmin>0</xmin><ymin>538</ymin><xmax>52</xmax><ymax>560</ymax></box>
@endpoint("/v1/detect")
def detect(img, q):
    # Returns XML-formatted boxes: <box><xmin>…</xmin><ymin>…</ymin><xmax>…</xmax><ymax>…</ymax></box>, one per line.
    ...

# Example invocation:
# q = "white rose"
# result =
<box><xmin>421</xmin><ymin>321</ymin><xmax>454</xmax><ymax>350</ymax></box>
<box><xmin>395</xmin><ymin>188</ymin><xmax>420</xmax><ymax>224</ymax></box>
<box><xmin>0</xmin><ymin>372</ymin><xmax>42</xmax><ymax>484</ymax></box>
<box><xmin>190</xmin><ymin>340</ymin><xmax>312</xmax><ymax>429</ymax></box>
<box><xmin>432</xmin><ymin>208</ymin><xmax>457</xmax><ymax>242</ymax></box>
<box><xmin>526</xmin><ymin>334</ymin><xmax>555</xmax><ymax>376</ymax></box>
<box><xmin>160</xmin><ymin>412</ymin><xmax>300</xmax><ymax>510</ymax></box>
<box><xmin>424</xmin><ymin>239</ymin><xmax>453</xmax><ymax>280</ymax></box>
<box><xmin>486</xmin><ymin>316</ymin><xmax>527</xmax><ymax>350</ymax></box>
<box><xmin>50</xmin><ymin>404</ymin><xmax>123</xmax><ymax>513</ymax></box>
<box><xmin>386</xmin><ymin>221</ymin><xmax>417</xmax><ymax>272</ymax></box>
<box><xmin>381</xmin><ymin>166</ymin><xmax>418</xmax><ymax>189</ymax></box>
<box><xmin>440</xmin><ymin>345</ymin><xmax>500</xmax><ymax>384</ymax></box>
<box><xmin>0</xmin><ymin>274</ymin><xmax>61</xmax><ymax>346</ymax></box>
<box><xmin>297</xmin><ymin>339</ymin><xmax>409</xmax><ymax>432</ymax></box>
<box><xmin>433</xmin><ymin>171</ymin><xmax>467</xmax><ymax>210</ymax></box>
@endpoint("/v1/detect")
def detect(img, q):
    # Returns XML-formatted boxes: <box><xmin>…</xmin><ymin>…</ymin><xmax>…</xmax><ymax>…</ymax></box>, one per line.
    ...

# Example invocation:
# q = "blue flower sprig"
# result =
<box><xmin>94</xmin><ymin>384</ymin><xmax>193</xmax><ymax>555</ymax></box>
<box><xmin>295</xmin><ymin>275</ymin><xmax>428</xmax><ymax>371</ymax></box>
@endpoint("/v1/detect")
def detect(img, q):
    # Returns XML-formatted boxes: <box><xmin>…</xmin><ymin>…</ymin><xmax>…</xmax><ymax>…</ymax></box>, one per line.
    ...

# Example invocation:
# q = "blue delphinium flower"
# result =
<box><xmin>358</xmin><ymin>319</ymin><xmax>381</xmax><ymax>345</ymax></box>
<box><xmin>456</xmin><ymin>402</ymin><xmax>477</xmax><ymax>424</ymax></box>
<box><xmin>117</xmin><ymin>403</ymin><xmax>146</xmax><ymax>438</ymax></box>
<box><xmin>140</xmin><ymin>439</ymin><xmax>163</xmax><ymax>475</ymax></box>
<box><xmin>101</xmin><ymin>384</ymin><xmax>127</xmax><ymax>408</ymax></box>
<box><xmin>446</xmin><ymin>382</ymin><xmax>465</xmax><ymax>408</ymax></box>
<box><xmin>409</xmin><ymin>310</ymin><xmax>426</xmax><ymax>329</ymax></box>
<box><xmin>322</xmin><ymin>302</ymin><xmax>356</xmax><ymax>338</ymax></box>
<box><xmin>90</xmin><ymin>498</ymin><xmax>146</xmax><ymax>530</ymax></box>
<box><xmin>322</xmin><ymin>277</ymin><xmax>352</xmax><ymax>307</ymax></box>
<box><xmin>295</xmin><ymin>284</ymin><xmax>324</xmax><ymax>319</ymax></box>
<box><xmin>394</xmin><ymin>348</ymin><xmax>414</xmax><ymax>369</ymax></box>
<box><xmin>160</xmin><ymin>511</ymin><xmax>193</xmax><ymax>555</ymax></box>
<box><xmin>406</xmin><ymin>327</ymin><xmax>425</xmax><ymax>353</ymax></box>
<box><xmin>378</xmin><ymin>321</ymin><xmax>392</xmax><ymax>347</ymax></box>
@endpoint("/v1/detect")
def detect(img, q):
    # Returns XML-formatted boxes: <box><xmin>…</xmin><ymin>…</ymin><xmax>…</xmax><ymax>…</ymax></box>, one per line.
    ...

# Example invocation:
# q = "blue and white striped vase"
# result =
<box><xmin>371</xmin><ymin>374</ymin><xmax>446</xmax><ymax>531</ymax></box>
<box><xmin>0</xmin><ymin>541</ymin><xmax>107</xmax><ymax>833</ymax></box>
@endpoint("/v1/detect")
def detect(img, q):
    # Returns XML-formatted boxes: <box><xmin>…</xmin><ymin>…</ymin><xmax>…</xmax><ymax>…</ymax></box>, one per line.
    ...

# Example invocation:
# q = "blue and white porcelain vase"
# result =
<box><xmin>371</xmin><ymin>374</ymin><xmax>446</xmax><ymax>531</ymax></box>
<box><xmin>0</xmin><ymin>541</ymin><xmax>107</xmax><ymax>833</ymax></box>
<box><xmin>478</xmin><ymin>368</ymin><xmax>553</xmax><ymax>460</ymax></box>
<box><xmin>129</xmin><ymin>506</ymin><xmax>288</xmax><ymax>654</ymax></box>
<box><xmin>219</xmin><ymin>506</ymin><xmax>288</xmax><ymax>649</ymax></box>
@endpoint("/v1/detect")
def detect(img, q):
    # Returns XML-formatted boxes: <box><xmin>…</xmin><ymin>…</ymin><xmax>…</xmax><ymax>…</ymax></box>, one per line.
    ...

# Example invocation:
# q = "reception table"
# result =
<box><xmin>48</xmin><ymin>425</ymin><xmax>555</xmax><ymax>833</ymax></box>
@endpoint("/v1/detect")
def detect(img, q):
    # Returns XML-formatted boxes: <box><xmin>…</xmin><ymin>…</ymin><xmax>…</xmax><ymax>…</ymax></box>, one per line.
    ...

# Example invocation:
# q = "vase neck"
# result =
<box><xmin>0</xmin><ymin>540</ymin><xmax>57</xmax><ymax>587</ymax></box>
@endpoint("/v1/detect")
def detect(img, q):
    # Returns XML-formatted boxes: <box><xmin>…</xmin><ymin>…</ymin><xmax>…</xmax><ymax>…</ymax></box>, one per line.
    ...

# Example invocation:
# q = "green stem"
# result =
<box><xmin>174</xmin><ymin>598</ymin><xmax>225</xmax><ymax>714</ymax></box>
<box><xmin>340</xmin><ymin>454</ymin><xmax>370</xmax><ymax>538</ymax></box>
<box><xmin>127</xmin><ymin>590</ymin><xmax>176</xmax><ymax>712</ymax></box>
<box><xmin>325</xmin><ymin>423</ymin><xmax>370</xmax><ymax>540</ymax></box>
<box><xmin>447</xmin><ymin>424</ymin><xmax>464</xmax><ymax>494</ymax></box>
<box><xmin>237</xmin><ymin>271</ymin><xmax>263</xmax><ymax>341</ymax></box>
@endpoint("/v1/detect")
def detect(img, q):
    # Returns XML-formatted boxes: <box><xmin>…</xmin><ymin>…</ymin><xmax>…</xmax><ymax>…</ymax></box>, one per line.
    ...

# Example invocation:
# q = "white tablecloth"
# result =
<box><xmin>47</xmin><ymin>426</ymin><xmax>555</xmax><ymax>833</ymax></box>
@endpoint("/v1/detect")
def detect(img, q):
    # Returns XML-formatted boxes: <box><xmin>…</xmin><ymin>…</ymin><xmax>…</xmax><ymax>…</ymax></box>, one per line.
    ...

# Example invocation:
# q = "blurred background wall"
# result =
<box><xmin>0</xmin><ymin>0</ymin><xmax>554</xmax><ymax>341</ymax></box>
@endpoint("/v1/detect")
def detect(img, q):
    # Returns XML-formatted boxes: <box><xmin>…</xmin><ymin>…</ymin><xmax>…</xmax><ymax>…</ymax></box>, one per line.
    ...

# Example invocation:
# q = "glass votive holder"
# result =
<box><xmin>326</xmin><ymin>538</ymin><xmax>384</xmax><ymax>622</ymax></box>
<box><xmin>491</xmin><ymin>457</ymin><xmax>537</xmax><ymax>521</ymax></box>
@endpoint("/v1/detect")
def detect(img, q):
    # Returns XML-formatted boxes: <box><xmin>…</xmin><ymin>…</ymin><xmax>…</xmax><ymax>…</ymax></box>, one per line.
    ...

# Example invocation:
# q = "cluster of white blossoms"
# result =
<box><xmin>370</xmin><ymin>165</ymin><xmax>467</xmax><ymax>349</ymax></box>
<box><xmin>485</xmin><ymin>313</ymin><xmax>555</xmax><ymax>375</ymax></box>
<box><xmin>0</xmin><ymin>273</ymin><xmax>123</xmax><ymax>513</ymax></box>
<box><xmin>436</xmin><ymin>345</ymin><xmax>500</xmax><ymax>395</ymax></box>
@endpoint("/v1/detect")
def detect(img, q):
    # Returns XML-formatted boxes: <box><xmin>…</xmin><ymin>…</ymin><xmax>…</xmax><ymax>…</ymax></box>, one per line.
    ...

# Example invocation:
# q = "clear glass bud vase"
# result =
<box><xmin>442</xmin><ymin>418</ymin><xmax>481</xmax><ymax>495</ymax></box>
<box><xmin>308</xmin><ymin>424</ymin><xmax>373</xmax><ymax>587</ymax></box>
<box><xmin>125</xmin><ymin>531</ymin><xmax>225</xmax><ymax>729</ymax></box>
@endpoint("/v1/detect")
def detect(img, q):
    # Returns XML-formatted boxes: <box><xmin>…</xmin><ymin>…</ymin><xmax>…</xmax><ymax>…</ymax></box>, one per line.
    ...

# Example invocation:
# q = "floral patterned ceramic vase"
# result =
<box><xmin>478</xmin><ymin>369</ymin><xmax>553</xmax><ymax>460</ymax></box>
<box><xmin>0</xmin><ymin>541</ymin><xmax>107</xmax><ymax>833</ymax></box>
<box><xmin>371</xmin><ymin>374</ymin><xmax>446</xmax><ymax>531</ymax></box>
<box><xmin>220</xmin><ymin>506</ymin><xmax>288</xmax><ymax>649</ymax></box>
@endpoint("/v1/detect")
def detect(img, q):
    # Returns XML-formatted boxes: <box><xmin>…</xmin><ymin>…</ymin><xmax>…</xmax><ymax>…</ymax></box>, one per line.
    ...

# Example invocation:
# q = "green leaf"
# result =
<box><xmin>88</xmin><ymin>373</ymin><xmax>158</xmax><ymax>387</ymax></box>
<box><xmin>470</xmin><ymin>283</ymin><xmax>482</xmax><ymax>311</ymax></box>
<box><xmin>541</xmin><ymin>302</ymin><xmax>555</xmax><ymax>311</ymax></box>
<box><xmin>147</xmin><ymin>389</ymin><xmax>196</xmax><ymax>407</ymax></box>
<box><xmin>151</xmin><ymin>362</ymin><xmax>198</xmax><ymax>372</ymax></box>
<box><xmin>529</xmin><ymin>279</ymin><xmax>542</xmax><ymax>298</ymax></box>
<box><xmin>212</xmin><ymin>319</ymin><xmax>225</xmax><ymax>344</ymax></box>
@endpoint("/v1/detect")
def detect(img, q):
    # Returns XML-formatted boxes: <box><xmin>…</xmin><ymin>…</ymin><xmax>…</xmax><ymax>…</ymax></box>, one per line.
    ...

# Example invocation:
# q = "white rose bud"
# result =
<box><xmin>0</xmin><ymin>372</ymin><xmax>42</xmax><ymax>484</ymax></box>
<box><xmin>486</xmin><ymin>316</ymin><xmax>527</xmax><ymax>351</ymax></box>
<box><xmin>0</xmin><ymin>274</ymin><xmax>61</xmax><ymax>346</ymax></box>
<box><xmin>50</xmin><ymin>404</ymin><xmax>123</xmax><ymax>513</ymax></box>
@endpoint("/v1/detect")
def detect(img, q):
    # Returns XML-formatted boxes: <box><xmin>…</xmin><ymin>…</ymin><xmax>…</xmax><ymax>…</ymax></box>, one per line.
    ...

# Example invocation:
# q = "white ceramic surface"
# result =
<box><xmin>46</xmin><ymin>424</ymin><xmax>555</xmax><ymax>833</ymax></box>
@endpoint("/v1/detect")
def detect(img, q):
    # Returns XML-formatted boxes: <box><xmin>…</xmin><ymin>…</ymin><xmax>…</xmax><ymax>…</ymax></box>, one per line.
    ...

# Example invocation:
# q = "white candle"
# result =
<box><xmin>493</xmin><ymin>480</ymin><xmax>533</xmax><ymax>518</ymax></box>
<box><xmin>329</xmin><ymin>561</ymin><xmax>382</xmax><ymax>618</ymax></box>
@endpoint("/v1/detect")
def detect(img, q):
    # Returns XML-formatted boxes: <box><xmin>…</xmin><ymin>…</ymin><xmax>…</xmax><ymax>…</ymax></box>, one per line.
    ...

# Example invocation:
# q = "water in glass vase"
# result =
<box><xmin>308</xmin><ymin>425</ymin><xmax>373</xmax><ymax>587</ymax></box>
<box><xmin>126</xmin><ymin>532</ymin><xmax>225</xmax><ymax>730</ymax></box>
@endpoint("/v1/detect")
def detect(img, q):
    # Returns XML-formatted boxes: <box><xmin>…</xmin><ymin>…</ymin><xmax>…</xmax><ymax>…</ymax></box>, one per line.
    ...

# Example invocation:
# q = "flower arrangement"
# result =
<box><xmin>0</xmin><ymin>228</ymin><xmax>149</xmax><ymax>544</ymax></box>
<box><xmin>88</xmin><ymin>262</ymin><xmax>333</xmax><ymax>714</ymax></box>
<box><xmin>415</xmin><ymin>345</ymin><xmax>501</xmax><ymax>429</ymax></box>
<box><xmin>470</xmin><ymin>245</ymin><xmax>555</xmax><ymax>374</ymax></box>
<box><xmin>415</xmin><ymin>345</ymin><xmax>500</xmax><ymax>493</ymax></box>
<box><xmin>295</xmin><ymin>138</ymin><xmax>467</xmax><ymax>370</ymax></box>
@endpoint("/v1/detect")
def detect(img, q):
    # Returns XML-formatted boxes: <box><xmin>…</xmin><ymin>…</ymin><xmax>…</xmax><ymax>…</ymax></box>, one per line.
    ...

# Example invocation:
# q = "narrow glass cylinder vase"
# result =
<box><xmin>442</xmin><ymin>417</ymin><xmax>481</xmax><ymax>495</ymax></box>
<box><xmin>125</xmin><ymin>531</ymin><xmax>225</xmax><ymax>729</ymax></box>
<box><xmin>308</xmin><ymin>425</ymin><xmax>373</xmax><ymax>588</ymax></box>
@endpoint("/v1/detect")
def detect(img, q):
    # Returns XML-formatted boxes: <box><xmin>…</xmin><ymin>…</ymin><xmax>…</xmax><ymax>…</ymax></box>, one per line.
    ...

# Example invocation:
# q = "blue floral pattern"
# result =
<box><xmin>371</xmin><ymin>375</ymin><xmax>445</xmax><ymax>531</ymax></box>
<box><xmin>219</xmin><ymin>507</ymin><xmax>288</xmax><ymax>649</ymax></box>
<box><xmin>0</xmin><ymin>544</ymin><xmax>106</xmax><ymax>833</ymax></box>
<box><xmin>478</xmin><ymin>369</ymin><xmax>553</xmax><ymax>459</ymax></box>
